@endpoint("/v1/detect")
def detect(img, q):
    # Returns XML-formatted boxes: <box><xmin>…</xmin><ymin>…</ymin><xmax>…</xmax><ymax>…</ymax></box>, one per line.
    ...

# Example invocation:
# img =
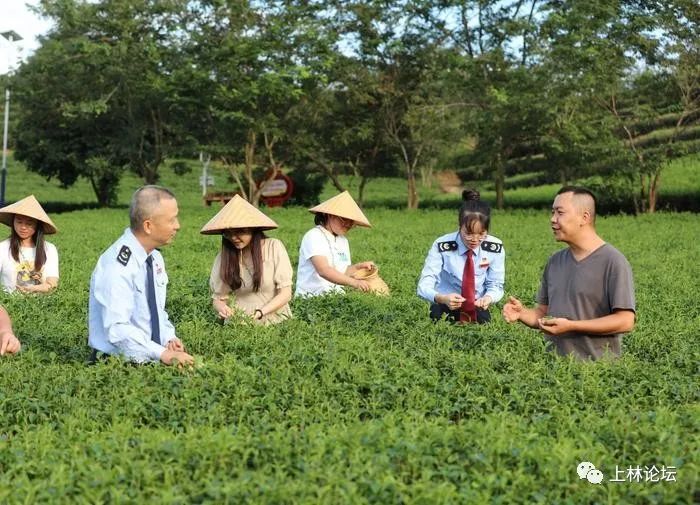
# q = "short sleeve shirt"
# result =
<box><xmin>210</xmin><ymin>238</ymin><xmax>293</xmax><ymax>324</ymax></box>
<box><xmin>0</xmin><ymin>238</ymin><xmax>59</xmax><ymax>292</ymax></box>
<box><xmin>536</xmin><ymin>243</ymin><xmax>635</xmax><ymax>360</ymax></box>
<box><xmin>295</xmin><ymin>226</ymin><xmax>351</xmax><ymax>297</ymax></box>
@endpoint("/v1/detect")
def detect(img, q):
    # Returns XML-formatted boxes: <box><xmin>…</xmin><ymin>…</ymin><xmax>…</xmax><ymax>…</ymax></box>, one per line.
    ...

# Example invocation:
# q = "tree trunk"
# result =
<box><xmin>639</xmin><ymin>173</ymin><xmax>648</xmax><ymax>213</ymax></box>
<box><xmin>494</xmin><ymin>154</ymin><xmax>505</xmax><ymax>210</ymax></box>
<box><xmin>88</xmin><ymin>176</ymin><xmax>105</xmax><ymax>207</ymax></box>
<box><xmin>244</xmin><ymin>130</ymin><xmax>256</xmax><ymax>201</ymax></box>
<box><xmin>143</xmin><ymin>163</ymin><xmax>159</xmax><ymax>184</ymax></box>
<box><xmin>358</xmin><ymin>174</ymin><xmax>368</xmax><ymax>208</ymax></box>
<box><xmin>407</xmin><ymin>171</ymin><xmax>419</xmax><ymax>209</ymax></box>
<box><xmin>648</xmin><ymin>171</ymin><xmax>660</xmax><ymax>213</ymax></box>
<box><xmin>325</xmin><ymin>170</ymin><xmax>346</xmax><ymax>193</ymax></box>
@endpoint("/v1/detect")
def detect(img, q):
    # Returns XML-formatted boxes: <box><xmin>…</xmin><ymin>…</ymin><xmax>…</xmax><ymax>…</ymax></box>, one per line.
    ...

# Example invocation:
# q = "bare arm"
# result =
<box><xmin>310</xmin><ymin>256</ymin><xmax>369</xmax><ymax>291</ymax></box>
<box><xmin>0</xmin><ymin>306</ymin><xmax>20</xmax><ymax>355</ymax></box>
<box><xmin>540</xmin><ymin>310</ymin><xmax>635</xmax><ymax>336</ymax></box>
<box><xmin>345</xmin><ymin>261</ymin><xmax>376</xmax><ymax>277</ymax></box>
<box><xmin>258</xmin><ymin>286</ymin><xmax>292</xmax><ymax>319</ymax></box>
<box><xmin>17</xmin><ymin>276</ymin><xmax>58</xmax><ymax>294</ymax></box>
<box><xmin>502</xmin><ymin>296</ymin><xmax>547</xmax><ymax>328</ymax></box>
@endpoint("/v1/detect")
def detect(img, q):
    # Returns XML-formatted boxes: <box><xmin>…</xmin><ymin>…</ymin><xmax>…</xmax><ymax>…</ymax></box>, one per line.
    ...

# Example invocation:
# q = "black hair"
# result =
<box><xmin>9</xmin><ymin>216</ymin><xmax>47</xmax><ymax>272</ymax></box>
<box><xmin>314</xmin><ymin>213</ymin><xmax>328</xmax><ymax>226</ymax></box>
<box><xmin>556</xmin><ymin>186</ymin><xmax>597</xmax><ymax>207</ymax></box>
<box><xmin>220</xmin><ymin>230</ymin><xmax>266</xmax><ymax>292</ymax></box>
<box><xmin>459</xmin><ymin>189</ymin><xmax>491</xmax><ymax>233</ymax></box>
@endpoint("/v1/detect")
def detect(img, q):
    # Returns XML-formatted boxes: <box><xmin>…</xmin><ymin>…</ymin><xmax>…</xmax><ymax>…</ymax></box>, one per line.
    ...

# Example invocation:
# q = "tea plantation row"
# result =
<box><xmin>0</xmin><ymin>200</ymin><xmax>696</xmax><ymax>503</ymax></box>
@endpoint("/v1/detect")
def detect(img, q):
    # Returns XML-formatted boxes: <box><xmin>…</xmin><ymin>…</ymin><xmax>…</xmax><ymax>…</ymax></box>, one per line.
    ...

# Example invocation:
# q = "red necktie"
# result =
<box><xmin>460</xmin><ymin>249</ymin><xmax>476</xmax><ymax>323</ymax></box>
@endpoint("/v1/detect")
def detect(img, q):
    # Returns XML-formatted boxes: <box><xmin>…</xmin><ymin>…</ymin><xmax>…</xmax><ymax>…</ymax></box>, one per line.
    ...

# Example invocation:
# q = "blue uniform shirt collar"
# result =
<box><xmin>122</xmin><ymin>228</ymin><xmax>150</xmax><ymax>265</ymax></box>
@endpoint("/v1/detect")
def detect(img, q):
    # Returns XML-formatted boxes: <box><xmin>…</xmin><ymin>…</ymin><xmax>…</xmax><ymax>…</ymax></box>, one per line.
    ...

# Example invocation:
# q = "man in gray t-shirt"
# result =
<box><xmin>502</xmin><ymin>186</ymin><xmax>636</xmax><ymax>360</ymax></box>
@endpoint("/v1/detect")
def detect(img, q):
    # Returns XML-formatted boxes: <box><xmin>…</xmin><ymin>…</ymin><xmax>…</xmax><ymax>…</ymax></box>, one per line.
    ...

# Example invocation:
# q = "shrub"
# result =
<box><xmin>171</xmin><ymin>160</ymin><xmax>192</xmax><ymax>176</ymax></box>
<box><xmin>286</xmin><ymin>169</ymin><xmax>325</xmax><ymax>206</ymax></box>
<box><xmin>577</xmin><ymin>174</ymin><xmax>637</xmax><ymax>214</ymax></box>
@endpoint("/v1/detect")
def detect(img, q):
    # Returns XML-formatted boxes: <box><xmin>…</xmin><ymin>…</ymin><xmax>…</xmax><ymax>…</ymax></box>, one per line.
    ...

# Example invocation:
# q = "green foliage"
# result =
<box><xmin>0</xmin><ymin>195</ymin><xmax>697</xmax><ymax>502</ymax></box>
<box><xmin>286</xmin><ymin>169</ymin><xmax>326</xmax><ymax>207</ymax></box>
<box><xmin>0</xmin><ymin>157</ymin><xmax>698</xmax><ymax>501</ymax></box>
<box><xmin>12</xmin><ymin>0</ymin><xmax>190</xmax><ymax>204</ymax></box>
<box><xmin>577</xmin><ymin>175</ymin><xmax>637</xmax><ymax>214</ymax></box>
<box><xmin>170</xmin><ymin>160</ymin><xmax>193</xmax><ymax>177</ymax></box>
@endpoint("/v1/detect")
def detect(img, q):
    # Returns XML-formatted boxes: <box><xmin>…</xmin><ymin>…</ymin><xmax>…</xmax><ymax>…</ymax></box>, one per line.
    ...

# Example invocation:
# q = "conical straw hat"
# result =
<box><xmin>200</xmin><ymin>195</ymin><xmax>278</xmax><ymax>235</ymax></box>
<box><xmin>308</xmin><ymin>191</ymin><xmax>371</xmax><ymax>227</ymax></box>
<box><xmin>0</xmin><ymin>195</ymin><xmax>57</xmax><ymax>234</ymax></box>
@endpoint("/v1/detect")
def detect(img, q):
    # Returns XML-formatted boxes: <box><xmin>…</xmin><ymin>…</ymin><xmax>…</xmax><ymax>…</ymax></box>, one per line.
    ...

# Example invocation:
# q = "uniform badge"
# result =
<box><xmin>481</xmin><ymin>241</ymin><xmax>502</xmax><ymax>253</ymax></box>
<box><xmin>437</xmin><ymin>241</ymin><xmax>458</xmax><ymax>252</ymax></box>
<box><xmin>479</xmin><ymin>257</ymin><xmax>490</xmax><ymax>268</ymax></box>
<box><xmin>117</xmin><ymin>245</ymin><xmax>132</xmax><ymax>266</ymax></box>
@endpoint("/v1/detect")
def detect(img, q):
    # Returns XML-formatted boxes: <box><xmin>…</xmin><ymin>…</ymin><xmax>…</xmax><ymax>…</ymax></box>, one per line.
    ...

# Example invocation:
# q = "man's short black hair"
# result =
<box><xmin>557</xmin><ymin>186</ymin><xmax>597</xmax><ymax>207</ymax></box>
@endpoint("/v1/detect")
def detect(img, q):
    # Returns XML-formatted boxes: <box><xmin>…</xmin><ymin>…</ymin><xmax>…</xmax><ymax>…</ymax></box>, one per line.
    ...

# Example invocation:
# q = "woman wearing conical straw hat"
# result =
<box><xmin>295</xmin><ymin>191</ymin><xmax>378</xmax><ymax>297</ymax></box>
<box><xmin>201</xmin><ymin>195</ymin><xmax>293</xmax><ymax>324</ymax></box>
<box><xmin>0</xmin><ymin>195</ymin><xmax>59</xmax><ymax>294</ymax></box>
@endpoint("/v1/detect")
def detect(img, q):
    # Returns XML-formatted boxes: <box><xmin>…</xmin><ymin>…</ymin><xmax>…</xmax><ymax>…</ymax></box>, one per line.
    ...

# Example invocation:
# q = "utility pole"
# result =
<box><xmin>1</xmin><ymin>30</ymin><xmax>23</xmax><ymax>206</ymax></box>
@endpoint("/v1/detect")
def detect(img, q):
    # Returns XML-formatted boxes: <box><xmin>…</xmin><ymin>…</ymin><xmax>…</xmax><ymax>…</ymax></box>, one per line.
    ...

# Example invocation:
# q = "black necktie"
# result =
<box><xmin>145</xmin><ymin>255</ymin><xmax>160</xmax><ymax>344</ymax></box>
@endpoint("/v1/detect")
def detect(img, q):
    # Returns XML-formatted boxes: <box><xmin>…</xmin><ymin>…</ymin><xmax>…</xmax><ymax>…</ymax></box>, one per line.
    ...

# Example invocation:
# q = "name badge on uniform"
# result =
<box><xmin>479</xmin><ymin>257</ymin><xmax>490</xmax><ymax>268</ymax></box>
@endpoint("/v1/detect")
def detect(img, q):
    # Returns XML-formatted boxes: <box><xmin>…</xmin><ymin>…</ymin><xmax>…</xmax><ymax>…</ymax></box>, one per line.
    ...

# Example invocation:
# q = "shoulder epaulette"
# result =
<box><xmin>116</xmin><ymin>245</ymin><xmax>132</xmax><ymax>266</ymax></box>
<box><xmin>437</xmin><ymin>241</ymin><xmax>458</xmax><ymax>252</ymax></box>
<box><xmin>481</xmin><ymin>241</ymin><xmax>503</xmax><ymax>253</ymax></box>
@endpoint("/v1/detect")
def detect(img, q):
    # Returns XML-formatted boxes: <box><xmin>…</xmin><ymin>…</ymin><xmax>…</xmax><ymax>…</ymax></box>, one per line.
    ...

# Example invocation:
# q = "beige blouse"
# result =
<box><xmin>210</xmin><ymin>238</ymin><xmax>293</xmax><ymax>324</ymax></box>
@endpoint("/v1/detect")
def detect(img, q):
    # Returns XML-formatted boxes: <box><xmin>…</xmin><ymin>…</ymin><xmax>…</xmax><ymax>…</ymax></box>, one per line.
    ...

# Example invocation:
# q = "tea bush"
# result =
<box><xmin>0</xmin><ymin>192</ymin><xmax>696</xmax><ymax>503</ymax></box>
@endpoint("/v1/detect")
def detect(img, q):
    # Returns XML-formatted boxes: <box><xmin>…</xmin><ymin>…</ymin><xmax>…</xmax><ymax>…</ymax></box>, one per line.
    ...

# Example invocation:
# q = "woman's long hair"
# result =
<box><xmin>220</xmin><ymin>230</ymin><xmax>266</xmax><ymax>292</ymax></box>
<box><xmin>459</xmin><ymin>189</ymin><xmax>491</xmax><ymax>233</ymax></box>
<box><xmin>9</xmin><ymin>217</ymin><xmax>47</xmax><ymax>272</ymax></box>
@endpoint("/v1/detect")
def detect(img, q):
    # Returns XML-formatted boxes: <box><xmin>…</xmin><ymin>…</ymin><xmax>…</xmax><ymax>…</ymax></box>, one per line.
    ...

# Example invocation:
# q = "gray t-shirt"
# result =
<box><xmin>536</xmin><ymin>243</ymin><xmax>635</xmax><ymax>360</ymax></box>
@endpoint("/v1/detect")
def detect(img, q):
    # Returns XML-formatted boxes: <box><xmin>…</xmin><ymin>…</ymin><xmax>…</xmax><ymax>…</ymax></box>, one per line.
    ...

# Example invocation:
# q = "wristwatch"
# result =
<box><xmin>254</xmin><ymin>309</ymin><xmax>264</xmax><ymax>320</ymax></box>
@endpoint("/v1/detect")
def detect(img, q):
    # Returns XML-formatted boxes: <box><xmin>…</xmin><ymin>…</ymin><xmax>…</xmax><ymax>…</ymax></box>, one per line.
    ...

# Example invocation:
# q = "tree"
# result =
<box><xmin>415</xmin><ymin>0</ymin><xmax>549</xmax><ymax>208</ymax></box>
<box><xmin>539</xmin><ymin>0</ymin><xmax>700</xmax><ymax>212</ymax></box>
<box><xmin>13</xmin><ymin>0</ymin><xmax>188</xmax><ymax>205</ymax></box>
<box><xmin>174</xmin><ymin>0</ymin><xmax>338</xmax><ymax>207</ymax></box>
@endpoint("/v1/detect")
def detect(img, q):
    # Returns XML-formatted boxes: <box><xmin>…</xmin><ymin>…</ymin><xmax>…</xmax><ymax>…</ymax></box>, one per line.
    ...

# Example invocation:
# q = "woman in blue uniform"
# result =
<box><xmin>417</xmin><ymin>189</ymin><xmax>505</xmax><ymax>323</ymax></box>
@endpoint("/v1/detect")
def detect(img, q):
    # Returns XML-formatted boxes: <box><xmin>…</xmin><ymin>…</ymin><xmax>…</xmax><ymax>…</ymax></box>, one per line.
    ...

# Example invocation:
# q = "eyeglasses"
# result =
<box><xmin>462</xmin><ymin>231</ymin><xmax>487</xmax><ymax>241</ymax></box>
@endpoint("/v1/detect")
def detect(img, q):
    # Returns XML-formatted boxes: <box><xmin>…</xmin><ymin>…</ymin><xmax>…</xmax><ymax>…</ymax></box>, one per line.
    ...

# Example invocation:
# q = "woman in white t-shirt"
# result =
<box><xmin>295</xmin><ymin>191</ymin><xmax>377</xmax><ymax>297</ymax></box>
<box><xmin>0</xmin><ymin>195</ymin><xmax>59</xmax><ymax>293</ymax></box>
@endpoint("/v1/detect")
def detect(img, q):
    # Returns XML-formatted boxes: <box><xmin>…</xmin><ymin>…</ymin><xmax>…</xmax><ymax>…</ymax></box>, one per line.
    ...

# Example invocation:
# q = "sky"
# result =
<box><xmin>0</xmin><ymin>0</ymin><xmax>54</xmax><ymax>74</ymax></box>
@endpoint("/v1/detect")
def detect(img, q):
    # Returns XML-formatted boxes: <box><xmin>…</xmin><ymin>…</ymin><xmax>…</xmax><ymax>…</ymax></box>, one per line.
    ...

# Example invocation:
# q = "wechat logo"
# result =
<box><xmin>577</xmin><ymin>461</ymin><xmax>604</xmax><ymax>484</ymax></box>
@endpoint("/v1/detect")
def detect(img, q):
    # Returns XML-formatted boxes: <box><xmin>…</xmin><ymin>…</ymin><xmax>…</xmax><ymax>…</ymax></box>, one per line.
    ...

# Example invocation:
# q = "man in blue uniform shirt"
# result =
<box><xmin>88</xmin><ymin>186</ymin><xmax>194</xmax><ymax>366</ymax></box>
